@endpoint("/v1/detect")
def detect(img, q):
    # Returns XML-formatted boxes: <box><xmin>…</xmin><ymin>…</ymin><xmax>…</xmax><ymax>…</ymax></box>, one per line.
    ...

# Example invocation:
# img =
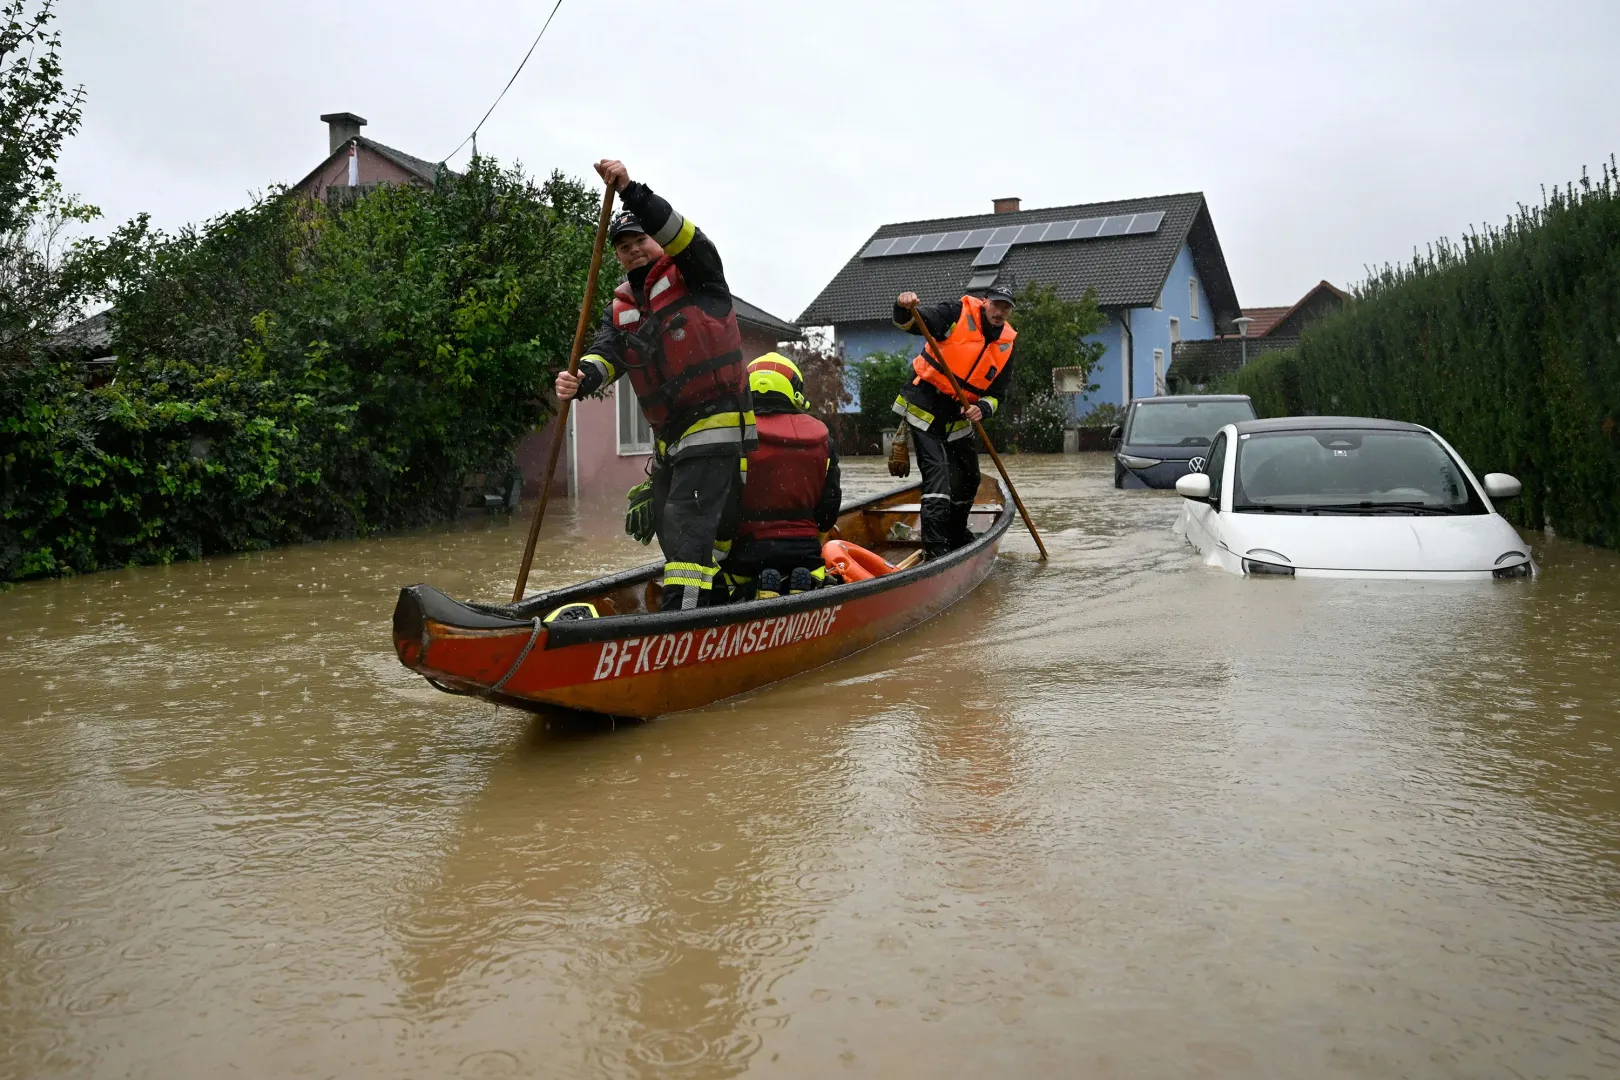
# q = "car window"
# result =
<box><xmin>1125</xmin><ymin>400</ymin><xmax>1257</xmax><ymax>447</ymax></box>
<box><xmin>1232</xmin><ymin>429</ymin><xmax>1486</xmax><ymax>514</ymax></box>
<box><xmin>1205</xmin><ymin>432</ymin><xmax>1228</xmax><ymax>505</ymax></box>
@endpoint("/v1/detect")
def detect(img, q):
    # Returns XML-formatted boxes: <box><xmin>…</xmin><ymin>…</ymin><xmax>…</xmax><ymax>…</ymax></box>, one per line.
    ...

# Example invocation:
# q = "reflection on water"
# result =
<box><xmin>2</xmin><ymin>455</ymin><xmax>1617</xmax><ymax>1077</ymax></box>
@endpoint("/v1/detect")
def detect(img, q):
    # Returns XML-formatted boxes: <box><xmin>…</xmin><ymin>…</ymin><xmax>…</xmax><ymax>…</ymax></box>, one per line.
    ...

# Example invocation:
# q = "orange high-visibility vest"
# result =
<box><xmin>910</xmin><ymin>295</ymin><xmax>1016</xmax><ymax>403</ymax></box>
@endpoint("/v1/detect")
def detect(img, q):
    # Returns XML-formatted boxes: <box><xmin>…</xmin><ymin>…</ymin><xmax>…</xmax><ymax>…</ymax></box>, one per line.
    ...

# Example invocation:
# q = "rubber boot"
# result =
<box><xmin>756</xmin><ymin>568</ymin><xmax>783</xmax><ymax>601</ymax></box>
<box><xmin>788</xmin><ymin>567</ymin><xmax>814</xmax><ymax>594</ymax></box>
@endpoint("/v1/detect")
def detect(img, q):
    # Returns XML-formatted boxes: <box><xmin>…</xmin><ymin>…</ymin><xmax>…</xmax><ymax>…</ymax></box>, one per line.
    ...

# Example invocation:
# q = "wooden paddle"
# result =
<box><xmin>512</xmin><ymin>184</ymin><xmax>617</xmax><ymax>602</ymax></box>
<box><xmin>905</xmin><ymin>302</ymin><xmax>1050</xmax><ymax>561</ymax></box>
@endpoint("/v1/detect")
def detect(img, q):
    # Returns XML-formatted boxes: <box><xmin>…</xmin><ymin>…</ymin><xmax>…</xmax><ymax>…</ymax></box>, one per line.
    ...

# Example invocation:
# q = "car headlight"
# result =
<box><xmin>1242</xmin><ymin>549</ymin><xmax>1295</xmax><ymax>577</ymax></box>
<box><xmin>1118</xmin><ymin>454</ymin><xmax>1161</xmax><ymax>469</ymax></box>
<box><xmin>1492</xmin><ymin>552</ymin><xmax>1532</xmax><ymax>579</ymax></box>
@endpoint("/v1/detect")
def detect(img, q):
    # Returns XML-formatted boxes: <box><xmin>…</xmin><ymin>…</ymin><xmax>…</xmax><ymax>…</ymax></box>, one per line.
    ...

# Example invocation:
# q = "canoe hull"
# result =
<box><xmin>392</xmin><ymin>477</ymin><xmax>1012</xmax><ymax>719</ymax></box>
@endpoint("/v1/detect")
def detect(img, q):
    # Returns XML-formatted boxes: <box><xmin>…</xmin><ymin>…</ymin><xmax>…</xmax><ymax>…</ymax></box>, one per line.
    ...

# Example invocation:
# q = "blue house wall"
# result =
<box><xmin>833</xmin><ymin>320</ymin><xmax>917</xmax><ymax>412</ymax></box>
<box><xmin>830</xmin><ymin>242</ymin><xmax>1215</xmax><ymax>418</ymax></box>
<box><xmin>1061</xmin><ymin>241</ymin><xmax>1217</xmax><ymax>417</ymax></box>
<box><xmin>1126</xmin><ymin>242</ymin><xmax>1215</xmax><ymax>401</ymax></box>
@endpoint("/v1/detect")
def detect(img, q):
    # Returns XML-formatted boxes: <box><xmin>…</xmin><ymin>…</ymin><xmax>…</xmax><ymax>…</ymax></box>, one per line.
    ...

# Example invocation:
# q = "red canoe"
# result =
<box><xmin>392</xmin><ymin>475</ymin><xmax>1011</xmax><ymax>718</ymax></box>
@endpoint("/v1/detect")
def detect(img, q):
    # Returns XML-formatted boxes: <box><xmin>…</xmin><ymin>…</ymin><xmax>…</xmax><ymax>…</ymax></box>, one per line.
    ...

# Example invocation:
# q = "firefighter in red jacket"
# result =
<box><xmin>555</xmin><ymin>160</ymin><xmax>754</xmax><ymax>611</ymax></box>
<box><xmin>723</xmin><ymin>353</ymin><xmax>841</xmax><ymax>600</ymax></box>
<box><xmin>893</xmin><ymin>281</ymin><xmax>1017</xmax><ymax>559</ymax></box>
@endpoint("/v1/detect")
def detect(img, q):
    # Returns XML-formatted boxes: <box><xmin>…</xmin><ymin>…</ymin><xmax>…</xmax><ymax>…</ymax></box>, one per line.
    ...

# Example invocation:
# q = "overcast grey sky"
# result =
<box><xmin>53</xmin><ymin>0</ymin><xmax>1620</xmax><ymax>322</ymax></box>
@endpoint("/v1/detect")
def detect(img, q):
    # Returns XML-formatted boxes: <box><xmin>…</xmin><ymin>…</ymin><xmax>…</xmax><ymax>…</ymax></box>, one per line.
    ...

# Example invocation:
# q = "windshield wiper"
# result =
<box><xmin>1345</xmin><ymin>501</ymin><xmax>1464</xmax><ymax>515</ymax></box>
<box><xmin>1236</xmin><ymin>502</ymin><xmax>1463</xmax><ymax>515</ymax></box>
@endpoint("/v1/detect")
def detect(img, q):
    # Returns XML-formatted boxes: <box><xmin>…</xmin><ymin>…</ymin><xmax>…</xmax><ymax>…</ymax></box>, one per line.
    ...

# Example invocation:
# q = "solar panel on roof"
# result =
<box><xmin>861</xmin><ymin>205</ymin><xmax>1167</xmax><ymax>265</ymax></box>
<box><xmin>965</xmin><ymin>270</ymin><xmax>1001</xmax><ymax>290</ymax></box>
<box><xmin>1124</xmin><ymin>211</ymin><xmax>1165</xmax><ymax>235</ymax></box>
<box><xmin>971</xmin><ymin>243</ymin><xmax>1012</xmax><ymax>267</ymax></box>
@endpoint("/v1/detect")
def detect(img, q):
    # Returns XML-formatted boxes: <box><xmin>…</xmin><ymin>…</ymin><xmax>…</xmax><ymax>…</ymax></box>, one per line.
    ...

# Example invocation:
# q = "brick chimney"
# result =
<box><xmin>993</xmin><ymin>196</ymin><xmax>1021</xmax><ymax>215</ymax></box>
<box><xmin>320</xmin><ymin>112</ymin><xmax>367</xmax><ymax>155</ymax></box>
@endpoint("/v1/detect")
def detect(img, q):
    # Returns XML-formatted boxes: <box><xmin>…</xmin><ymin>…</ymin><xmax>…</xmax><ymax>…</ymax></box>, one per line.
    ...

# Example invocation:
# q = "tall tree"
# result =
<box><xmin>0</xmin><ymin>0</ymin><xmax>95</xmax><ymax>359</ymax></box>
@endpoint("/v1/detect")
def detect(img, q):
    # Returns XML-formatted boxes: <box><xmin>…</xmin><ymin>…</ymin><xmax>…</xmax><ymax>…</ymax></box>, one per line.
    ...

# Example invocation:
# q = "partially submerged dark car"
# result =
<box><xmin>1111</xmin><ymin>395</ymin><xmax>1257</xmax><ymax>489</ymax></box>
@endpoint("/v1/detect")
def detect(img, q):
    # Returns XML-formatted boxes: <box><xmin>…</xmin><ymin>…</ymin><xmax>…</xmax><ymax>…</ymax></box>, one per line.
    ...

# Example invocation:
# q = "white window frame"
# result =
<box><xmin>1169</xmin><ymin>316</ymin><xmax>1180</xmax><ymax>344</ymax></box>
<box><xmin>615</xmin><ymin>382</ymin><xmax>654</xmax><ymax>455</ymax></box>
<box><xmin>1153</xmin><ymin>348</ymin><xmax>1166</xmax><ymax>395</ymax></box>
<box><xmin>1189</xmin><ymin>277</ymin><xmax>1200</xmax><ymax>320</ymax></box>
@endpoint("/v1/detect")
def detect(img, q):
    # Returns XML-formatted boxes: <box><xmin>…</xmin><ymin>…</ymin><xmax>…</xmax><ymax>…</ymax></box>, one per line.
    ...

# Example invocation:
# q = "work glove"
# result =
<box><xmin>625</xmin><ymin>480</ymin><xmax>655</xmax><ymax>545</ymax></box>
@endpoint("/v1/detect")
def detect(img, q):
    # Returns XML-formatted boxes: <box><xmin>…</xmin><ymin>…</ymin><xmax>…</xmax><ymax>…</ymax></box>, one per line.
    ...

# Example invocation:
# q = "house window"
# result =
<box><xmin>1189</xmin><ymin>278</ymin><xmax>1200</xmax><ymax>320</ymax></box>
<box><xmin>1169</xmin><ymin>316</ymin><xmax>1180</xmax><ymax>344</ymax></box>
<box><xmin>616</xmin><ymin>382</ymin><xmax>653</xmax><ymax>455</ymax></box>
<box><xmin>1153</xmin><ymin>348</ymin><xmax>1166</xmax><ymax>395</ymax></box>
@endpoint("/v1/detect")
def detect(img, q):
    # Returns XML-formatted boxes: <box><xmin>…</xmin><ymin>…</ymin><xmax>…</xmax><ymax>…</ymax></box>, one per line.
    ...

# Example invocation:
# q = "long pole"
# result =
<box><xmin>905</xmin><ymin>304</ymin><xmax>1050</xmax><ymax>561</ymax></box>
<box><xmin>512</xmin><ymin>185</ymin><xmax>616</xmax><ymax>602</ymax></box>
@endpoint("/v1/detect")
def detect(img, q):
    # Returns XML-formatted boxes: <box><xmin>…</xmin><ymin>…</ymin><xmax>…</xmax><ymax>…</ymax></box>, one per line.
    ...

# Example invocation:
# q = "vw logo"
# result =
<box><xmin>1188</xmin><ymin>456</ymin><xmax>1207</xmax><ymax>473</ymax></box>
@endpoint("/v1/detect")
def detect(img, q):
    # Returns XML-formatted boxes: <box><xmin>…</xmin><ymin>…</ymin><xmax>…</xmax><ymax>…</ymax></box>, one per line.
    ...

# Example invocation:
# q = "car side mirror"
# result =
<box><xmin>1175</xmin><ymin>473</ymin><xmax>1212</xmax><ymax>500</ymax></box>
<box><xmin>1482</xmin><ymin>473</ymin><xmax>1522</xmax><ymax>499</ymax></box>
<box><xmin>1107</xmin><ymin>424</ymin><xmax>1122</xmax><ymax>447</ymax></box>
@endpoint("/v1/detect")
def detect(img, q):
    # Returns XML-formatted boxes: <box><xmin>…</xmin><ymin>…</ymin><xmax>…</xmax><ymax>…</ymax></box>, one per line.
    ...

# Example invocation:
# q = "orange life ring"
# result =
<box><xmin>821</xmin><ymin>540</ymin><xmax>894</xmax><ymax>582</ymax></box>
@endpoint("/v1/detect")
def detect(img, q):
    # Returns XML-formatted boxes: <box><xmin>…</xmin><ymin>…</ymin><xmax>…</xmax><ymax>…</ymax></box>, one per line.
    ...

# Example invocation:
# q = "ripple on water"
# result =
<box><xmin>1</xmin><ymin>456</ymin><xmax>1619</xmax><ymax>1078</ymax></box>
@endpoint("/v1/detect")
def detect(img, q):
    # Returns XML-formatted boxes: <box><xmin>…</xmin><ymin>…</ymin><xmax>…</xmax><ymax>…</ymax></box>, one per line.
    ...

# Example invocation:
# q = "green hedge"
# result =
<box><xmin>0</xmin><ymin>161</ymin><xmax>601</xmax><ymax>582</ymax></box>
<box><xmin>1220</xmin><ymin>164</ymin><xmax>1620</xmax><ymax>548</ymax></box>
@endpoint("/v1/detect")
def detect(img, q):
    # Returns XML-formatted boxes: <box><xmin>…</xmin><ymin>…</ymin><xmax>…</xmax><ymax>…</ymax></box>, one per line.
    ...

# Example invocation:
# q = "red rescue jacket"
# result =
<box><xmin>739</xmin><ymin>411</ymin><xmax>830</xmax><ymax>542</ymax></box>
<box><xmin>610</xmin><ymin>255</ymin><xmax>747</xmax><ymax>437</ymax></box>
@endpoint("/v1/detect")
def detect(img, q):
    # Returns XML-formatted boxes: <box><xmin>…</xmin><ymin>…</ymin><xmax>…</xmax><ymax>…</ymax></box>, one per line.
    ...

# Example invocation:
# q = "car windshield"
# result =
<box><xmin>1232</xmin><ymin>429</ymin><xmax>1486</xmax><ymax>514</ymax></box>
<box><xmin>1125</xmin><ymin>400</ymin><xmax>1256</xmax><ymax>447</ymax></box>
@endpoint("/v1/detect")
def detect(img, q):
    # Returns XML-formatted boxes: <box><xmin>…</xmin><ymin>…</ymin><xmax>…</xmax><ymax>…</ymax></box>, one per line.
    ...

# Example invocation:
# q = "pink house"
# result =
<box><xmin>297</xmin><ymin>111</ymin><xmax>804</xmax><ymax>506</ymax></box>
<box><xmin>293</xmin><ymin>112</ymin><xmax>447</xmax><ymax>203</ymax></box>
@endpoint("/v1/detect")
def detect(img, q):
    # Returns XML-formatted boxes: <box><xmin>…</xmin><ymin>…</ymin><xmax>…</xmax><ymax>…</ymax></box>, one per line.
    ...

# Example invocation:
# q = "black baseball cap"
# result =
<box><xmin>984</xmin><ymin>281</ymin><xmax>1017</xmax><ymax>307</ymax></box>
<box><xmin>608</xmin><ymin>210</ymin><xmax>646</xmax><ymax>242</ymax></box>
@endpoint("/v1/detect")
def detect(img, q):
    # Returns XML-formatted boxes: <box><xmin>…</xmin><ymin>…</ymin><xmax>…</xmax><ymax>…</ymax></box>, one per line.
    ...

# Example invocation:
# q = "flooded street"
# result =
<box><xmin>3</xmin><ymin>453</ymin><xmax>1618</xmax><ymax>1079</ymax></box>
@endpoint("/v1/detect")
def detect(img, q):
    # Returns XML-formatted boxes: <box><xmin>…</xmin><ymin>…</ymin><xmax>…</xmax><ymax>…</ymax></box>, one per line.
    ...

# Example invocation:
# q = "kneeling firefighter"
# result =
<box><xmin>723</xmin><ymin>353</ymin><xmax>842</xmax><ymax>601</ymax></box>
<box><xmin>555</xmin><ymin>159</ymin><xmax>754</xmax><ymax>611</ymax></box>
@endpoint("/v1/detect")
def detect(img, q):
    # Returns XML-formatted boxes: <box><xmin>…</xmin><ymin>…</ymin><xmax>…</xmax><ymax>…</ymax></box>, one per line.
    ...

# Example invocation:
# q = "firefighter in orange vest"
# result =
<box><xmin>723</xmin><ymin>353</ymin><xmax>841</xmax><ymax>601</ymax></box>
<box><xmin>893</xmin><ymin>281</ymin><xmax>1017</xmax><ymax>558</ymax></box>
<box><xmin>555</xmin><ymin>160</ymin><xmax>754</xmax><ymax>611</ymax></box>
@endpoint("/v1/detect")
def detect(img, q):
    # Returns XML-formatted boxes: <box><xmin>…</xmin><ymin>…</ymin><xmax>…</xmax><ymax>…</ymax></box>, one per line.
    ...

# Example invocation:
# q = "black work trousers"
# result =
<box><xmin>651</xmin><ymin>452</ymin><xmax>742</xmax><ymax>611</ymax></box>
<box><xmin>912</xmin><ymin>427</ymin><xmax>979</xmax><ymax>558</ymax></box>
<box><xmin>724</xmin><ymin>535</ymin><xmax>823</xmax><ymax>598</ymax></box>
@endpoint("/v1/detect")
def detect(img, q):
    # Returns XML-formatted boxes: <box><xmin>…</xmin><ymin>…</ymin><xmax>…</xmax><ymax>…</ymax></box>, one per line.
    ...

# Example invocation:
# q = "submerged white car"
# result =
<box><xmin>1174</xmin><ymin>417</ymin><xmax>1535</xmax><ymax>580</ymax></box>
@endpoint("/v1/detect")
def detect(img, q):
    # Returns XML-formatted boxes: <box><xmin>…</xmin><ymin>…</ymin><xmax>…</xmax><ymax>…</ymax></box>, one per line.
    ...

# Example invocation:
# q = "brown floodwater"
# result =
<box><xmin>2</xmin><ymin>453</ymin><xmax>1618</xmax><ymax>1079</ymax></box>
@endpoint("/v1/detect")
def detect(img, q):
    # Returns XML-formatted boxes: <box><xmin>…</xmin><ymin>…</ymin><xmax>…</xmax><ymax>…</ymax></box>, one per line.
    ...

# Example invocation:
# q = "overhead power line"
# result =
<box><xmin>441</xmin><ymin>0</ymin><xmax>566</xmax><ymax>164</ymax></box>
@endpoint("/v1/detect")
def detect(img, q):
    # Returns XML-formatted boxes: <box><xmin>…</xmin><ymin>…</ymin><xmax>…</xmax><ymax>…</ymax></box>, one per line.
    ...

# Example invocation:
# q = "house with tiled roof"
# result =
<box><xmin>798</xmin><ymin>193</ymin><xmax>1242</xmax><ymax>411</ymax></box>
<box><xmin>1167</xmin><ymin>280</ymin><xmax>1349</xmax><ymax>392</ymax></box>
<box><xmin>293</xmin><ymin>113</ymin><xmax>449</xmax><ymax>203</ymax></box>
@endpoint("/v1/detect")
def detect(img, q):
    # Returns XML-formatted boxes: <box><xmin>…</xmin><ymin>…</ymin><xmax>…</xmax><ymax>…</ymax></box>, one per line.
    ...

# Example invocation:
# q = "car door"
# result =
<box><xmin>1182</xmin><ymin>429</ymin><xmax>1228</xmax><ymax>553</ymax></box>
